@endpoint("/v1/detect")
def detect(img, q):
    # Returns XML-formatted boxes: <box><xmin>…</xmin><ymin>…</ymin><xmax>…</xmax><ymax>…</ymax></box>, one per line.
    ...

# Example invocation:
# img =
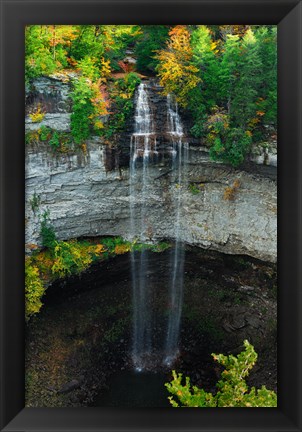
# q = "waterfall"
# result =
<box><xmin>130</xmin><ymin>83</ymin><xmax>155</xmax><ymax>371</ymax></box>
<box><xmin>130</xmin><ymin>83</ymin><xmax>187</xmax><ymax>371</ymax></box>
<box><xmin>164</xmin><ymin>94</ymin><xmax>188</xmax><ymax>366</ymax></box>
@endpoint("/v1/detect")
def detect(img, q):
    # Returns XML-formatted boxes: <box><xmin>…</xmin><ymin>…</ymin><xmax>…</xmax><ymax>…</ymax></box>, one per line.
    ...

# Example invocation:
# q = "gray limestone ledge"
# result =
<box><xmin>25</xmin><ymin>113</ymin><xmax>71</xmax><ymax>132</ymax></box>
<box><xmin>25</xmin><ymin>142</ymin><xmax>277</xmax><ymax>263</ymax></box>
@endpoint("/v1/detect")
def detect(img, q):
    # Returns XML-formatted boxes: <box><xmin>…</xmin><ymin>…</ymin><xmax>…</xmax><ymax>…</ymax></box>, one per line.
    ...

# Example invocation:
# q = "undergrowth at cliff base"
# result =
<box><xmin>25</xmin><ymin>232</ymin><xmax>171</xmax><ymax>322</ymax></box>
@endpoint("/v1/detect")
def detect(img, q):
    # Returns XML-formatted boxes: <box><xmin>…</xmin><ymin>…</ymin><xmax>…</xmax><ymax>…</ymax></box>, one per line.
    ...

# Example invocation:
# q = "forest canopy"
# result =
<box><xmin>25</xmin><ymin>24</ymin><xmax>277</xmax><ymax>167</ymax></box>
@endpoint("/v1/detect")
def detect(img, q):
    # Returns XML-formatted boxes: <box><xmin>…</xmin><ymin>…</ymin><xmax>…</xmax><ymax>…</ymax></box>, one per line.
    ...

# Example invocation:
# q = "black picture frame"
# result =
<box><xmin>0</xmin><ymin>0</ymin><xmax>301</xmax><ymax>431</ymax></box>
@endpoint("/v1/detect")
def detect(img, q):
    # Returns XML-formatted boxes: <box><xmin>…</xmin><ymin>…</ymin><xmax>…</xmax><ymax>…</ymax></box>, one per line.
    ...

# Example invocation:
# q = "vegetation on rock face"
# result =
<box><xmin>188</xmin><ymin>183</ymin><xmax>201</xmax><ymax>195</ymax></box>
<box><xmin>40</xmin><ymin>211</ymin><xmax>57</xmax><ymax>249</ymax></box>
<box><xmin>100</xmin><ymin>72</ymin><xmax>141</xmax><ymax>140</ymax></box>
<box><xmin>29</xmin><ymin>192</ymin><xmax>40</xmax><ymax>213</ymax></box>
<box><xmin>26</xmin><ymin>24</ymin><xmax>276</xmax><ymax>165</ymax></box>
<box><xmin>29</xmin><ymin>105</ymin><xmax>45</xmax><ymax>123</ymax></box>
<box><xmin>223</xmin><ymin>179</ymin><xmax>241</xmax><ymax>201</ymax></box>
<box><xmin>25</xmin><ymin>258</ymin><xmax>46</xmax><ymax>321</ymax></box>
<box><xmin>25</xmin><ymin>213</ymin><xmax>171</xmax><ymax>321</ymax></box>
<box><xmin>70</xmin><ymin>73</ymin><xmax>109</xmax><ymax>144</ymax></box>
<box><xmin>70</xmin><ymin>77</ymin><xmax>95</xmax><ymax>144</ymax></box>
<box><xmin>166</xmin><ymin>340</ymin><xmax>277</xmax><ymax>407</ymax></box>
<box><xmin>26</xmin><ymin>127</ymin><xmax>75</xmax><ymax>153</ymax></box>
<box><xmin>51</xmin><ymin>240</ymin><xmax>94</xmax><ymax>278</ymax></box>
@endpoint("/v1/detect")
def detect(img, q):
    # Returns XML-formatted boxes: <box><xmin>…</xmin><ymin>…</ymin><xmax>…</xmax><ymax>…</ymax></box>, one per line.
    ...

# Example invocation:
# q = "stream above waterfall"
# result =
<box><xmin>25</xmin><ymin>246</ymin><xmax>277</xmax><ymax>407</ymax></box>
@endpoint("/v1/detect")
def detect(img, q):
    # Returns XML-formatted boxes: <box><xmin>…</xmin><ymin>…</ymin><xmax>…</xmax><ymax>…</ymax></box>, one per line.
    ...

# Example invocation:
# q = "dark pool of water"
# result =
<box><xmin>92</xmin><ymin>371</ymin><xmax>170</xmax><ymax>407</ymax></box>
<box><xmin>27</xmin><ymin>247</ymin><xmax>277</xmax><ymax>407</ymax></box>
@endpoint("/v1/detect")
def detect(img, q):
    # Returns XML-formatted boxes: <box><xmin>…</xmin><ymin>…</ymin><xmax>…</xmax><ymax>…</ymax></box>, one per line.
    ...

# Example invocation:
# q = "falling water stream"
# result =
<box><xmin>130</xmin><ymin>82</ymin><xmax>155</xmax><ymax>371</ymax></box>
<box><xmin>130</xmin><ymin>82</ymin><xmax>187</xmax><ymax>371</ymax></box>
<box><xmin>164</xmin><ymin>94</ymin><xmax>188</xmax><ymax>366</ymax></box>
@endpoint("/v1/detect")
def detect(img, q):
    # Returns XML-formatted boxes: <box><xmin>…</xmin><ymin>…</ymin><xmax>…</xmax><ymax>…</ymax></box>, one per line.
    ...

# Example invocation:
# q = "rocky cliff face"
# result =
<box><xmin>25</xmin><ymin>76</ymin><xmax>277</xmax><ymax>263</ymax></box>
<box><xmin>25</xmin><ymin>141</ymin><xmax>277</xmax><ymax>262</ymax></box>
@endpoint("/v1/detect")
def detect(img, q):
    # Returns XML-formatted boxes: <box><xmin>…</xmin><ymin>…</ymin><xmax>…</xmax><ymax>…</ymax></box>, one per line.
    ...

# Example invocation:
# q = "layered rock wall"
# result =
<box><xmin>25</xmin><ymin>76</ymin><xmax>277</xmax><ymax>262</ymax></box>
<box><xmin>25</xmin><ymin>142</ymin><xmax>277</xmax><ymax>262</ymax></box>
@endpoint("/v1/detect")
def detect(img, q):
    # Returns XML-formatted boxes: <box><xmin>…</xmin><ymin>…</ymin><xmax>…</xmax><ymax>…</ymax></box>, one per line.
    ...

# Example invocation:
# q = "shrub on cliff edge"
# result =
<box><xmin>166</xmin><ymin>340</ymin><xmax>277</xmax><ymax>407</ymax></box>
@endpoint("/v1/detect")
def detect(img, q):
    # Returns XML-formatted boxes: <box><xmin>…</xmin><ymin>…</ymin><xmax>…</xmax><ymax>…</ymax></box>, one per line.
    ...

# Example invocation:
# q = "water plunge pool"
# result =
<box><xmin>25</xmin><ymin>246</ymin><xmax>277</xmax><ymax>407</ymax></box>
<box><xmin>92</xmin><ymin>370</ymin><xmax>170</xmax><ymax>407</ymax></box>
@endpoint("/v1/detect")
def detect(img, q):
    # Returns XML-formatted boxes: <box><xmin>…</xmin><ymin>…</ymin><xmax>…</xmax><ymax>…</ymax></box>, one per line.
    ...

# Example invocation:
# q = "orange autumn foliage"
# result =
<box><xmin>224</xmin><ymin>179</ymin><xmax>241</xmax><ymax>201</ymax></box>
<box><xmin>156</xmin><ymin>26</ymin><xmax>200</xmax><ymax>107</ymax></box>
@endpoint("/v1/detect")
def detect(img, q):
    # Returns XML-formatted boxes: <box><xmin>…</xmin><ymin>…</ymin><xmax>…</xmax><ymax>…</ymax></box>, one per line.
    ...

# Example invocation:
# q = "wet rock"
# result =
<box><xmin>222</xmin><ymin>321</ymin><xmax>234</xmax><ymax>333</ymax></box>
<box><xmin>26</xmin><ymin>76</ymin><xmax>72</xmax><ymax>114</ymax></box>
<box><xmin>58</xmin><ymin>379</ymin><xmax>82</xmax><ymax>394</ymax></box>
<box><xmin>238</xmin><ymin>285</ymin><xmax>255</xmax><ymax>293</ymax></box>
<box><xmin>245</xmin><ymin>315</ymin><xmax>261</xmax><ymax>329</ymax></box>
<box><xmin>231</xmin><ymin>314</ymin><xmax>246</xmax><ymax>330</ymax></box>
<box><xmin>222</xmin><ymin>313</ymin><xmax>246</xmax><ymax>332</ymax></box>
<box><xmin>250</xmin><ymin>141</ymin><xmax>277</xmax><ymax>168</ymax></box>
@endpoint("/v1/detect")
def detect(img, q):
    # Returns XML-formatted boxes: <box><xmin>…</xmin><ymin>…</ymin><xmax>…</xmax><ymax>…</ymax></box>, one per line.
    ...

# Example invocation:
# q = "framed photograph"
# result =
<box><xmin>1</xmin><ymin>0</ymin><xmax>301</xmax><ymax>431</ymax></box>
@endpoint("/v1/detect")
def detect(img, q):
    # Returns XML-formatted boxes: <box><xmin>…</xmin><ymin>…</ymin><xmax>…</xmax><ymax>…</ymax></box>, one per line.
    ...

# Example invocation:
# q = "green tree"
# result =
<box><xmin>25</xmin><ymin>26</ymin><xmax>57</xmax><ymax>81</ymax></box>
<box><xmin>166</xmin><ymin>340</ymin><xmax>277</xmax><ymax>407</ymax></box>
<box><xmin>191</xmin><ymin>26</ymin><xmax>220</xmax><ymax>108</ymax></box>
<box><xmin>135</xmin><ymin>25</ymin><xmax>170</xmax><ymax>73</ymax></box>
<box><xmin>25</xmin><ymin>25</ymin><xmax>78</xmax><ymax>82</ymax></box>
<box><xmin>254</xmin><ymin>26</ymin><xmax>277</xmax><ymax>128</ymax></box>
<box><xmin>189</xmin><ymin>26</ymin><xmax>221</xmax><ymax>137</ymax></box>
<box><xmin>101</xmin><ymin>72</ymin><xmax>141</xmax><ymax>139</ymax></box>
<box><xmin>103</xmin><ymin>25</ymin><xmax>141</xmax><ymax>70</ymax></box>
<box><xmin>70</xmin><ymin>77</ymin><xmax>94</xmax><ymax>144</ymax></box>
<box><xmin>209</xmin><ymin>127</ymin><xmax>252</xmax><ymax>167</ymax></box>
<box><xmin>25</xmin><ymin>24</ymin><xmax>277</xmax><ymax>164</ymax></box>
<box><xmin>219</xmin><ymin>33</ymin><xmax>242</xmax><ymax>118</ymax></box>
<box><xmin>231</xmin><ymin>29</ymin><xmax>262</xmax><ymax>129</ymax></box>
<box><xmin>69</xmin><ymin>25</ymin><xmax>106</xmax><ymax>63</ymax></box>
<box><xmin>77</xmin><ymin>56</ymin><xmax>101</xmax><ymax>81</ymax></box>
<box><xmin>40</xmin><ymin>211</ymin><xmax>56</xmax><ymax>250</ymax></box>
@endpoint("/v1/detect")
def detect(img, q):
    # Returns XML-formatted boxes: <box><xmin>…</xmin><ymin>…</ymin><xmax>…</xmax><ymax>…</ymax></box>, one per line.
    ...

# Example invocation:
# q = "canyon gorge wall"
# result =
<box><xmin>25</xmin><ymin>77</ymin><xmax>277</xmax><ymax>263</ymax></box>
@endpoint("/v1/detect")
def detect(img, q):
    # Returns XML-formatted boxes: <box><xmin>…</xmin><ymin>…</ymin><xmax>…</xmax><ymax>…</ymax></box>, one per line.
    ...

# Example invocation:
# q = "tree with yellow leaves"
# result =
<box><xmin>156</xmin><ymin>26</ymin><xmax>201</xmax><ymax>107</ymax></box>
